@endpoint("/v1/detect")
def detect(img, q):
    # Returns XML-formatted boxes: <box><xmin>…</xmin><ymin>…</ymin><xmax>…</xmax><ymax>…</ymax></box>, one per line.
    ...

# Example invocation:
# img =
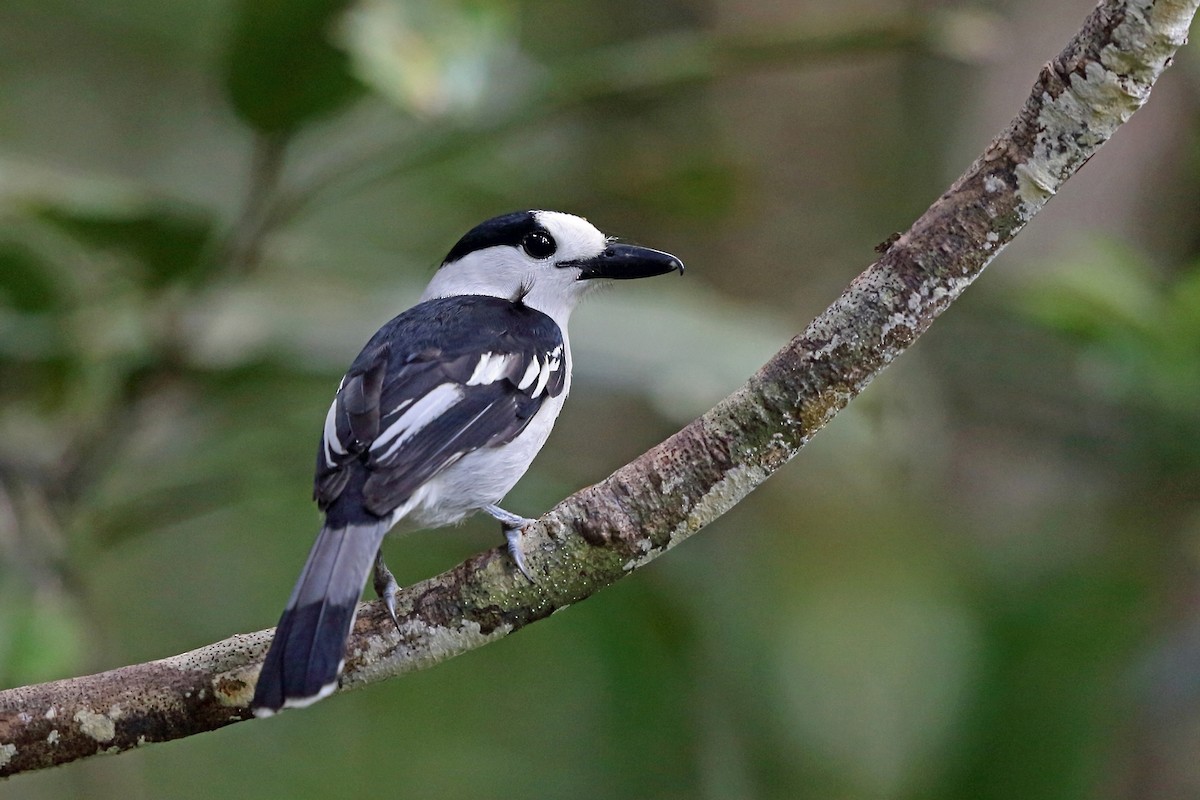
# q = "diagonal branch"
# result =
<box><xmin>1</xmin><ymin>0</ymin><xmax>1195</xmax><ymax>779</ymax></box>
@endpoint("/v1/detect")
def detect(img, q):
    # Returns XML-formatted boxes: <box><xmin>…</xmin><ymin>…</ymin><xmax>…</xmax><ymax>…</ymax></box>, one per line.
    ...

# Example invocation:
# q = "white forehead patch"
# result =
<box><xmin>533</xmin><ymin>211</ymin><xmax>607</xmax><ymax>262</ymax></box>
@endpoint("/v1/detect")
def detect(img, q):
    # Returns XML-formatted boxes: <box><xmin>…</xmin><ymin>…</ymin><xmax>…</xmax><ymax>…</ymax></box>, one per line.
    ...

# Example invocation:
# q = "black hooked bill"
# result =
<box><xmin>570</xmin><ymin>244</ymin><xmax>684</xmax><ymax>281</ymax></box>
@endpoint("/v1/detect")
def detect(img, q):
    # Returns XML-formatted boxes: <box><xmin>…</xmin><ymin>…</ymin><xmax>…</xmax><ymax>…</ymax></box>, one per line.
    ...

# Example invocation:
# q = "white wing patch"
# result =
<box><xmin>531</xmin><ymin>345</ymin><xmax>564</xmax><ymax>398</ymax></box>
<box><xmin>322</xmin><ymin>398</ymin><xmax>347</xmax><ymax>466</ymax></box>
<box><xmin>372</xmin><ymin>383</ymin><xmax>463</xmax><ymax>461</ymax></box>
<box><xmin>321</xmin><ymin>376</ymin><xmax>353</xmax><ymax>466</ymax></box>
<box><xmin>517</xmin><ymin>357</ymin><xmax>540</xmax><ymax>390</ymax></box>
<box><xmin>466</xmin><ymin>352</ymin><xmax>514</xmax><ymax>386</ymax></box>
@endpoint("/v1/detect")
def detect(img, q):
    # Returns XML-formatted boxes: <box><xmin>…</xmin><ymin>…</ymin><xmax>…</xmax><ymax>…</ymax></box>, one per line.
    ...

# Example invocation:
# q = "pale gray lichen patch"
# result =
<box><xmin>1013</xmin><ymin>160</ymin><xmax>1055</xmax><ymax>208</ymax></box>
<box><xmin>410</xmin><ymin>619</ymin><xmax>511</xmax><ymax>667</ymax></box>
<box><xmin>73</xmin><ymin>709</ymin><xmax>116</xmax><ymax>743</ymax></box>
<box><xmin>156</xmin><ymin>630</ymin><xmax>272</xmax><ymax>674</ymax></box>
<box><xmin>215</xmin><ymin>665</ymin><xmax>259</xmax><ymax>708</ymax></box>
<box><xmin>1156</xmin><ymin>0</ymin><xmax>1199</xmax><ymax>41</ymax></box>
<box><xmin>810</xmin><ymin>332</ymin><xmax>847</xmax><ymax>360</ymax></box>
<box><xmin>346</xmin><ymin>618</ymin><xmax>511</xmax><ymax>690</ymax></box>
<box><xmin>1111</xmin><ymin>0</ymin><xmax>1195</xmax><ymax>75</ymax></box>
<box><xmin>659</xmin><ymin>470</ymin><xmax>686</xmax><ymax>496</ymax></box>
<box><xmin>620</xmin><ymin>536</ymin><xmax>656</xmax><ymax>570</ymax></box>
<box><xmin>626</xmin><ymin>463</ymin><xmax>770</xmax><ymax>572</ymax></box>
<box><xmin>1017</xmin><ymin>35</ymin><xmax>1161</xmax><ymax>215</ymax></box>
<box><xmin>880</xmin><ymin>311</ymin><xmax>916</xmax><ymax>341</ymax></box>
<box><xmin>930</xmin><ymin>270</ymin><xmax>977</xmax><ymax>307</ymax></box>
<box><xmin>689</xmin><ymin>463</ymin><xmax>769</xmax><ymax>530</ymax></box>
<box><xmin>0</xmin><ymin>743</ymin><xmax>16</xmax><ymax>768</ymax></box>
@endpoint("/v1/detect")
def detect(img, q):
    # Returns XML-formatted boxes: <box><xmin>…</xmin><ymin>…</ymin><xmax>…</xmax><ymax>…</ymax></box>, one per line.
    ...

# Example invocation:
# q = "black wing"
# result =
<box><xmin>314</xmin><ymin>295</ymin><xmax>566</xmax><ymax>521</ymax></box>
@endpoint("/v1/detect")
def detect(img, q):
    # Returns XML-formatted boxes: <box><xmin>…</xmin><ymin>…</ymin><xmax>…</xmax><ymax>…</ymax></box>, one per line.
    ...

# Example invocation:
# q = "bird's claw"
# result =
<box><xmin>503</xmin><ymin>523</ymin><xmax>537</xmax><ymax>583</ymax></box>
<box><xmin>483</xmin><ymin>504</ymin><xmax>538</xmax><ymax>582</ymax></box>
<box><xmin>372</xmin><ymin>550</ymin><xmax>403</xmax><ymax>634</ymax></box>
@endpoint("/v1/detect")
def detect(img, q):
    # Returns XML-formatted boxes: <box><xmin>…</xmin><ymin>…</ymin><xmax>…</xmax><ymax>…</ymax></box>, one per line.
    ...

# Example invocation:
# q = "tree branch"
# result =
<box><xmin>1</xmin><ymin>0</ymin><xmax>1195</xmax><ymax>779</ymax></box>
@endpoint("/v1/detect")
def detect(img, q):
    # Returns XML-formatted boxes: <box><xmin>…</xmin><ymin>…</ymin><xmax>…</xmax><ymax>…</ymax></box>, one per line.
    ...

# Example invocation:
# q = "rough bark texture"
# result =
<box><xmin>1</xmin><ymin>0</ymin><xmax>1195</xmax><ymax>778</ymax></box>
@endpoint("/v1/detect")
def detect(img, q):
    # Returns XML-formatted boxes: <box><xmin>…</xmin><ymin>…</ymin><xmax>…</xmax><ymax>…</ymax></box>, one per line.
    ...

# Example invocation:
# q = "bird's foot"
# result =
<box><xmin>483</xmin><ymin>504</ymin><xmax>537</xmax><ymax>583</ymax></box>
<box><xmin>372</xmin><ymin>550</ymin><xmax>403</xmax><ymax>633</ymax></box>
<box><xmin>504</xmin><ymin>525</ymin><xmax>537</xmax><ymax>583</ymax></box>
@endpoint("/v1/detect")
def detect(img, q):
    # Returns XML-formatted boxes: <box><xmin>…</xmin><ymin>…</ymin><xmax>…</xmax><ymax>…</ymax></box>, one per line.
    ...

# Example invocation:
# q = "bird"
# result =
<box><xmin>251</xmin><ymin>210</ymin><xmax>683</xmax><ymax>716</ymax></box>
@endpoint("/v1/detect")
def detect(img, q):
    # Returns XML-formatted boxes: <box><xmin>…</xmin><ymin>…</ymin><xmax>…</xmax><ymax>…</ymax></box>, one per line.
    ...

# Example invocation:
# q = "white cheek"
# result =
<box><xmin>421</xmin><ymin>248</ymin><xmax>532</xmax><ymax>302</ymax></box>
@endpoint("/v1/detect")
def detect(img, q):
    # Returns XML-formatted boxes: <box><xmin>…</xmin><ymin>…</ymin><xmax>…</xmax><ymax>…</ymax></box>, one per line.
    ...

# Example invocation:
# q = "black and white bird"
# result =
<box><xmin>251</xmin><ymin>210</ymin><xmax>683</xmax><ymax>716</ymax></box>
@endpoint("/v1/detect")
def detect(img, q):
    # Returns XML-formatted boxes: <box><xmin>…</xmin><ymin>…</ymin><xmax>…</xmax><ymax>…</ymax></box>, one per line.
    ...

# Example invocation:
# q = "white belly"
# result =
<box><xmin>391</xmin><ymin>389</ymin><xmax>568</xmax><ymax>531</ymax></box>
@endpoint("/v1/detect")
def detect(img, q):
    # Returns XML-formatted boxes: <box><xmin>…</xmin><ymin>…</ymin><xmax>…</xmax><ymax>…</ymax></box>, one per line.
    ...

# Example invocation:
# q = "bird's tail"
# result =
<box><xmin>251</xmin><ymin>520</ymin><xmax>389</xmax><ymax>717</ymax></box>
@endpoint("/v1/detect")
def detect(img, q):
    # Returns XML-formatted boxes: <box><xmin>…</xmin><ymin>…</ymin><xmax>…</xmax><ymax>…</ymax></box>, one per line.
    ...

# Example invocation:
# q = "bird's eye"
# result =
<box><xmin>521</xmin><ymin>232</ymin><xmax>556</xmax><ymax>259</ymax></box>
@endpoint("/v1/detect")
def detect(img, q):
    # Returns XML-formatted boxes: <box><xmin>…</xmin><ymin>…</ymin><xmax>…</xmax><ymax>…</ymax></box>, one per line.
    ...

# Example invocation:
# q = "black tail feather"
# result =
<box><xmin>252</xmin><ymin>521</ymin><xmax>388</xmax><ymax>716</ymax></box>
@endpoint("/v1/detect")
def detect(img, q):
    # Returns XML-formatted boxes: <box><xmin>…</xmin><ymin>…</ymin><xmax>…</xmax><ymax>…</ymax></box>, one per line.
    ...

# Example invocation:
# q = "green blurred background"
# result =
<box><xmin>2</xmin><ymin>0</ymin><xmax>1199</xmax><ymax>797</ymax></box>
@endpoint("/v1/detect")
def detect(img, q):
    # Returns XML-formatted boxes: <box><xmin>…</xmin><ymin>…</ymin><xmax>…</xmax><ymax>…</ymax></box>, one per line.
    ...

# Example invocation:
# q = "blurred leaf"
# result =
<box><xmin>223</xmin><ymin>0</ymin><xmax>363</xmax><ymax>134</ymax></box>
<box><xmin>1021</xmin><ymin>240</ymin><xmax>1159</xmax><ymax>342</ymax></box>
<box><xmin>35</xmin><ymin>205</ymin><xmax>215</xmax><ymax>290</ymax></box>
<box><xmin>0</xmin><ymin>588</ymin><xmax>84</xmax><ymax>686</ymax></box>
<box><xmin>631</xmin><ymin>157</ymin><xmax>739</xmax><ymax>221</ymax></box>
<box><xmin>1168</xmin><ymin>267</ymin><xmax>1200</xmax><ymax>341</ymax></box>
<box><xmin>1018</xmin><ymin>242</ymin><xmax>1200</xmax><ymax>478</ymax></box>
<box><xmin>941</xmin><ymin>564</ymin><xmax>1149</xmax><ymax>800</ymax></box>
<box><xmin>775</xmin><ymin>576</ymin><xmax>978</xmax><ymax>797</ymax></box>
<box><xmin>340</xmin><ymin>0</ymin><xmax>517</xmax><ymax>118</ymax></box>
<box><xmin>0</xmin><ymin>241</ymin><xmax>60</xmax><ymax>313</ymax></box>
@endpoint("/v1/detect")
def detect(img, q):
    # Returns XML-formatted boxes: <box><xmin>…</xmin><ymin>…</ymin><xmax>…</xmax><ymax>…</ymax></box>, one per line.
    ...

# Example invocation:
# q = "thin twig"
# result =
<box><xmin>218</xmin><ymin>131</ymin><xmax>289</xmax><ymax>275</ymax></box>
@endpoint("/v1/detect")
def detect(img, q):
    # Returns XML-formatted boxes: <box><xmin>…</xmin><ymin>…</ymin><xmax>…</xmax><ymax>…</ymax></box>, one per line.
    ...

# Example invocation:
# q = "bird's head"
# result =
<box><xmin>421</xmin><ymin>210</ymin><xmax>683</xmax><ymax>325</ymax></box>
